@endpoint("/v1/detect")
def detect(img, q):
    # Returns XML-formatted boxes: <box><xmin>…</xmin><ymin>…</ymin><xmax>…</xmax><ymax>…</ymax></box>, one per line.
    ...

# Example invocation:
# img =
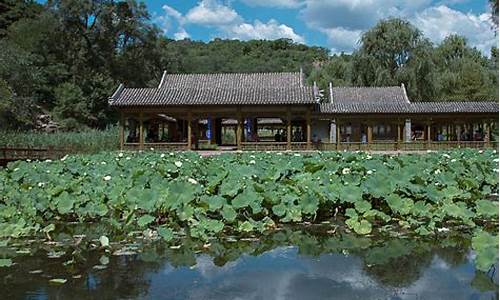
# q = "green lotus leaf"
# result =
<box><xmin>42</xmin><ymin>224</ymin><xmax>55</xmax><ymax>233</ymax></box>
<box><xmin>0</xmin><ymin>258</ymin><xmax>12</xmax><ymax>267</ymax></box>
<box><xmin>158</xmin><ymin>227</ymin><xmax>174</xmax><ymax>242</ymax></box>
<box><xmin>282</xmin><ymin>206</ymin><xmax>302</xmax><ymax>222</ymax></box>
<box><xmin>168</xmin><ymin>182</ymin><xmax>197</xmax><ymax>207</ymax></box>
<box><xmin>300</xmin><ymin>192</ymin><xmax>319</xmax><ymax>215</ymax></box>
<box><xmin>345</xmin><ymin>208</ymin><xmax>358</xmax><ymax>219</ymax></box>
<box><xmin>354</xmin><ymin>200</ymin><xmax>371</xmax><ymax>213</ymax></box>
<box><xmin>99</xmin><ymin>235</ymin><xmax>109</xmax><ymax>247</ymax></box>
<box><xmin>362</xmin><ymin>175</ymin><xmax>392</xmax><ymax>198</ymax></box>
<box><xmin>272</xmin><ymin>203</ymin><xmax>287</xmax><ymax>217</ymax></box>
<box><xmin>177</xmin><ymin>205</ymin><xmax>194</xmax><ymax>221</ymax></box>
<box><xmin>137</xmin><ymin>215</ymin><xmax>155</xmax><ymax>227</ymax></box>
<box><xmin>475</xmin><ymin>200</ymin><xmax>498</xmax><ymax>218</ymax></box>
<box><xmin>238</xmin><ymin>221</ymin><xmax>254</xmax><ymax>232</ymax></box>
<box><xmin>221</xmin><ymin>205</ymin><xmax>237</xmax><ymax>222</ymax></box>
<box><xmin>386</xmin><ymin>194</ymin><xmax>413</xmax><ymax>215</ymax></box>
<box><xmin>203</xmin><ymin>195</ymin><xmax>226</xmax><ymax>212</ymax></box>
<box><xmin>339</xmin><ymin>185</ymin><xmax>363</xmax><ymax>203</ymax></box>
<box><xmin>49</xmin><ymin>278</ymin><xmax>67</xmax><ymax>284</ymax></box>
<box><xmin>472</xmin><ymin>230</ymin><xmax>499</xmax><ymax>272</ymax></box>
<box><xmin>56</xmin><ymin>191</ymin><xmax>74</xmax><ymax>214</ymax></box>
<box><xmin>232</xmin><ymin>186</ymin><xmax>261</xmax><ymax>209</ymax></box>
<box><xmin>203</xmin><ymin>219</ymin><xmax>224</xmax><ymax>233</ymax></box>
<box><xmin>345</xmin><ymin>218</ymin><xmax>372</xmax><ymax>235</ymax></box>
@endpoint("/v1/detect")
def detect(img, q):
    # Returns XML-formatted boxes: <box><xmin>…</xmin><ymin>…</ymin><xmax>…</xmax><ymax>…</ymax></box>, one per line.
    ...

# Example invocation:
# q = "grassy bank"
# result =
<box><xmin>0</xmin><ymin>127</ymin><xmax>119</xmax><ymax>154</ymax></box>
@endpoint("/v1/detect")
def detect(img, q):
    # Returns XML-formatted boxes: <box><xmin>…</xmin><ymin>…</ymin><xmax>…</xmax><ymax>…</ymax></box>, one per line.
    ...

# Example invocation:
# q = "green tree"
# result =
<box><xmin>433</xmin><ymin>35</ymin><xmax>497</xmax><ymax>101</ymax></box>
<box><xmin>490</xmin><ymin>0</ymin><xmax>499</xmax><ymax>29</ymax></box>
<box><xmin>351</xmin><ymin>18</ymin><xmax>437</xmax><ymax>100</ymax></box>
<box><xmin>53</xmin><ymin>82</ymin><xmax>91</xmax><ymax>130</ymax></box>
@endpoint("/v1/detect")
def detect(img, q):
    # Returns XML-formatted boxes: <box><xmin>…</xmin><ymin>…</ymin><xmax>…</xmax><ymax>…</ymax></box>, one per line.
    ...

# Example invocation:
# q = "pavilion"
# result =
<box><xmin>108</xmin><ymin>71</ymin><xmax>499</xmax><ymax>151</ymax></box>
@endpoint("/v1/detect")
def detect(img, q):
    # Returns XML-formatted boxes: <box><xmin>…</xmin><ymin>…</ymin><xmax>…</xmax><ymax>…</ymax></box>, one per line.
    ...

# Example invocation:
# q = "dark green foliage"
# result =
<box><xmin>309</xmin><ymin>19</ymin><xmax>498</xmax><ymax>102</ymax></box>
<box><xmin>0</xmin><ymin>2</ymin><xmax>497</xmax><ymax>131</ymax></box>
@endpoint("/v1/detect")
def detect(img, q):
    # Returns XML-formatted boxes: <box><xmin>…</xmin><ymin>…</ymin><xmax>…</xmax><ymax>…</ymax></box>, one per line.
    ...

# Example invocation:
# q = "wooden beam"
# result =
<box><xmin>427</xmin><ymin>123</ymin><xmax>431</xmax><ymax>144</ymax></box>
<box><xmin>336</xmin><ymin>123</ymin><xmax>340</xmax><ymax>150</ymax></box>
<box><xmin>286</xmin><ymin>109</ymin><xmax>291</xmax><ymax>150</ymax></box>
<box><xmin>210</xmin><ymin>117</ymin><xmax>216</xmax><ymax>144</ymax></box>
<box><xmin>139</xmin><ymin>112</ymin><xmax>144</xmax><ymax>150</ymax></box>
<box><xmin>485</xmin><ymin>122</ymin><xmax>491</xmax><ymax>147</ymax></box>
<box><xmin>187</xmin><ymin>112</ymin><xmax>192</xmax><ymax>150</ymax></box>
<box><xmin>306</xmin><ymin>110</ymin><xmax>311</xmax><ymax>150</ymax></box>
<box><xmin>119</xmin><ymin>112</ymin><xmax>125</xmax><ymax>151</ymax></box>
<box><xmin>367</xmin><ymin>124</ymin><xmax>373</xmax><ymax>144</ymax></box>
<box><xmin>236</xmin><ymin>112</ymin><xmax>242</xmax><ymax>150</ymax></box>
<box><xmin>396</xmin><ymin>123</ymin><xmax>401</xmax><ymax>150</ymax></box>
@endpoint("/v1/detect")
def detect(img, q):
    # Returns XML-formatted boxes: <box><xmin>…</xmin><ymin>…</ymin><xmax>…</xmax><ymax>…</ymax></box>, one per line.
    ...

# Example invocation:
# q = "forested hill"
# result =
<box><xmin>0</xmin><ymin>1</ymin><xmax>498</xmax><ymax>131</ymax></box>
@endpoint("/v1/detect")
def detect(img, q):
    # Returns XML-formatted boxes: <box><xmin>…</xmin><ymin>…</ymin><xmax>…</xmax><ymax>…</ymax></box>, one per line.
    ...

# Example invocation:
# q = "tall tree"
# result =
<box><xmin>351</xmin><ymin>18</ymin><xmax>437</xmax><ymax>100</ymax></box>
<box><xmin>490</xmin><ymin>0</ymin><xmax>499</xmax><ymax>29</ymax></box>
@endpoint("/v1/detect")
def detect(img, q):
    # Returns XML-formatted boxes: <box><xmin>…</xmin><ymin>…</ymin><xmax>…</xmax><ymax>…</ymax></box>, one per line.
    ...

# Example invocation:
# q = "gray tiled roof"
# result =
<box><xmin>319</xmin><ymin>101</ymin><xmax>499</xmax><ymax>114</ymax></box>
<box><xmin>109</xmin><ymin>72</ymin><xmax>315</xmax><ymax>106</ymax></box>
<box><xmin>331</xmin><ymin>86</ymin><xmax>409</xmax><ymax>104</ymax></box>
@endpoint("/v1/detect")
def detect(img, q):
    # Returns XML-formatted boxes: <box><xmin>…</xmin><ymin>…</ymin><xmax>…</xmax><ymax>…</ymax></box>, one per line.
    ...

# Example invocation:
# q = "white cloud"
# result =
<box><xmin>319</xmin><ymin>27</ymin><xmax>362</xmax><ymax>54</ymax></box>
<box><xmin>174</xmin><ymin>28</ymin><xmax>190</xmax><ymax>40</ymax></box>
<box><xmin>226</xmin><ymin>19</ymin><xmax>305</xmax><ymax>43</ymax></box>
<box><xmin>163</xmin><ymin>4</ymin><xmax>184</xmax><ymax>22</ymax></box>
<box><xmin>156</xmin><ymin>0</ymin><xmax>305</xmax><ymax>44</ymax></box>
<box><xmin>412</xmin><ymin>5</ymin><xmax>497</xmax><ymax>54</ymax></box>
<box><xmin>299</xmin><ymin>0</ymin><xmax>497</xmax><ymax>55</ymax></box>
<box><xmin>155</xmin><ymin>5</ymin><xmax>188</xmax><ymax>40</ymax></box>
<box><xmin>185</xmin><ymin>0</ymin><xmax>241</xmax><ymax>26</ymax></box>
<box><xmin>240</xmin><ymin>0</ymin><xmax>304</xmax><ymax>8</ymax></box>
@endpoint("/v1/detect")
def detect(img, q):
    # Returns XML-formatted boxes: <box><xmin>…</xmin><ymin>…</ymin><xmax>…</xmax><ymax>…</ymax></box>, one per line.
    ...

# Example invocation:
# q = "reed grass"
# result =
<box><xmin>0</xmin><ymin>127</ymin><xmax>119</xmax><ymax>154</ymax></box>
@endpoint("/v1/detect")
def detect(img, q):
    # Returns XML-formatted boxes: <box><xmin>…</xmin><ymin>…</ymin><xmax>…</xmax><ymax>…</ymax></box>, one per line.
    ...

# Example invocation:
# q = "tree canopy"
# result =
<box><xmin>0</xmin><ymin>1</ymin><xmax>497</xmax><ymax>131</ymax></box>
<box><xmin>309</xmin><ymin>19</ymin><xmax>498</xmax><ymax>102</ymax></box>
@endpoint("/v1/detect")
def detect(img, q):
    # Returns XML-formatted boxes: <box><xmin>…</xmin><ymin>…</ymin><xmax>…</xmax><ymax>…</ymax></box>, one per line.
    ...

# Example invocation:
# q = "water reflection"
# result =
<box><xmin>1</xmin><ymin>228</ymin><xmax>497</xmax><ymax>300</ymax></box>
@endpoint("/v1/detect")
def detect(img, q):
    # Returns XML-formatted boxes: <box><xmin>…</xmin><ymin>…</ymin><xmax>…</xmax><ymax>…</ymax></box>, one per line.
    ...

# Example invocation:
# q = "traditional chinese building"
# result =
<box><xmin>109</xmin><ymin>71</ymin><xmax>498</xmax><ymax>151</ymax></box>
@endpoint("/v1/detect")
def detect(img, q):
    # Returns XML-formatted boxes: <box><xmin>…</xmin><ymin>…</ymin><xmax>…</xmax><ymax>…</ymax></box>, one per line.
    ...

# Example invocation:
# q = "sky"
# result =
<box><xmin>149</xmin><ymin>0</ymin><xmax>498</xmax><ymax>55</ymax></box>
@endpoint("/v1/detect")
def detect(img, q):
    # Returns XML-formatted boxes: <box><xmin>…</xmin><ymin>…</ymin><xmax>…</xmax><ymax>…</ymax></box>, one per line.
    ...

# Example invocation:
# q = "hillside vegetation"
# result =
<box><xmin>0</xmin><ymin>1</ymin><xmax>497</xmax><ymax>131</ymax></box>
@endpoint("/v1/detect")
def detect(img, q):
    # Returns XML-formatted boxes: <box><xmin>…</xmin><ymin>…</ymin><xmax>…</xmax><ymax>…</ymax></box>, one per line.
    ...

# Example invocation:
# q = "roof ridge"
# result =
<box><xmin>162</xmin><ymin>71</ymin><xmax>301</xmax><ymax>76</ymax></box>
<box><xmin>332</xmin><ymin>86</ymin><xmax>402</xmax><ymax>89</ymax></box>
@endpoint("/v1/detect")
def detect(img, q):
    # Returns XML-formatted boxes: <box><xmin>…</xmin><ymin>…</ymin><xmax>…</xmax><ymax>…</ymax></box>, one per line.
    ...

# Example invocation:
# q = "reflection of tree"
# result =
<box><xmin>0</xmin><ymin>228</ymin><xmax>489</xmax><ymax>298</ymax></box>
<box><xmin>434</xmin><ymin>246</ymin><xmax>469</xmax><ymax>268</ymax></box>
<box><xmin>0</xmin><ymin>247</ymin><xmax>158</xmax><ymax>299</ymax></box>
<box><xmin>362</xmin><ymin>239</ymin><xmax>434</xmax><ymax>287</ymax></box>
<box><xmin>471</xmin><ymin>270</ymin><xmax>498</xmax><ymax>293</ymax></box>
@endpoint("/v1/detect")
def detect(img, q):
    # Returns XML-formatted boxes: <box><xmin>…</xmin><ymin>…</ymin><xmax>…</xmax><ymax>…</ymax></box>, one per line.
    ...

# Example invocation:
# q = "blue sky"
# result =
<box><xmin>149</xmin><ymin>0</ymin><xmax>498</xmax><ymax>55</ymax></box>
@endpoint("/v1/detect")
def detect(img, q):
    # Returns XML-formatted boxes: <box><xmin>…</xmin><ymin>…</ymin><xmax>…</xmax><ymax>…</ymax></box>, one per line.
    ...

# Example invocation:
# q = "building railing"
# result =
<box><xmin>319</xmin><ymin>141</ymin><xmax>498</xmax><ymax>151</ymax></box>
<box><xmin>241</xmin><ymin>142</ymin><xmax>288</xmax><ymax>151</ymax></box>
<box><xmin>123</xmin><ymin>142</ymin><xmax>188</xmax><ymax>151</ymax></box>
<box><xmin>0</xmin><ymin>146</ymin><xmax>73</xmax><ymax>166</ymax></box>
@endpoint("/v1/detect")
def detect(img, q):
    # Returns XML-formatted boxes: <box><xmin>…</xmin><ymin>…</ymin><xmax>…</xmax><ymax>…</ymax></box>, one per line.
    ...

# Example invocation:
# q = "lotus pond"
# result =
<box><xmin>0</xmin><ymin>150</ymin><xmax>498</xmax><ymax>298</ymax></box>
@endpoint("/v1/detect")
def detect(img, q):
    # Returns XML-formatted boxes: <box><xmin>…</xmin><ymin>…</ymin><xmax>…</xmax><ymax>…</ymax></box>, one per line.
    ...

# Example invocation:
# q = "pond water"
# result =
<box><xmin>1</xmin><ymin>228</ymin><xmax>497</xmax><ymax>300</ymax></box>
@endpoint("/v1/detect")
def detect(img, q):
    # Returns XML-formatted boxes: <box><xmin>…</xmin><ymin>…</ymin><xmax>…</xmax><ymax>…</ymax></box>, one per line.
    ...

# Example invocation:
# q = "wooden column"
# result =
<box><xmin>210</xmin><ymin>118</ymin><xmax>216</xmax><ymax>144</ymax></box>
<box><xmin>187</xmin><ymin>112</ymin><xmax>192</xmax><ymax>150</ymax></box>
<box><xmin>485</xmin><ymin>122</ymin><xmax>491</xmax><ymax>147</ymax></box>
<box><xmin>139</xmin><ymin>112</ymin><xmax>144</xmax><ymax>150</ymax></box>
<box><xmin>336</xmin><ymin>122</ymin><xmax>341</xmax><ymax>150</ymax></box>
<box><xmin>426</xmin><ymin>123</ymin><xmax>431</xmax><ymax>150</ymax></box>
<box><xmin>396</xmin><ymin>123</ymin><xmax>401</xmax><ymax>150</ymax></box>
<box><xmin>306</xmin><ymin>110</ymin><xmax>311</xmax><ymax>150</ymax></box>
<box><xmin>193</xmin><ymin>117</ymin><xmax>199</xmax><ymax>150</ymax></box>
<box><xmin>236</xmin><ymin>113</ymin><xmax>242</xmax><ymax>150</ymax></box>
<box><xmin>119</xmin><ymin>112</ymin><xmax>125</xmax><ymax>151</ymax></box>
<box><xmin>286</xmin><ymin>109</ymin><xmax>292</xmax><ymax>150</ymax></box>
<box><xmin>367</xmin><ymin>124</ymin><xmax>373</xmax><ymax>149</ymax></box>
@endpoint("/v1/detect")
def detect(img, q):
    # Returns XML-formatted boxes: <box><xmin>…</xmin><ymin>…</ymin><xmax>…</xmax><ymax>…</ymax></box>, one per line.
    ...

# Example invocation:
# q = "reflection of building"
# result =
<box><xmin>109</xmin><ymin>71</ymin><xmax>498</xmax><ymax>151</ymax></box>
